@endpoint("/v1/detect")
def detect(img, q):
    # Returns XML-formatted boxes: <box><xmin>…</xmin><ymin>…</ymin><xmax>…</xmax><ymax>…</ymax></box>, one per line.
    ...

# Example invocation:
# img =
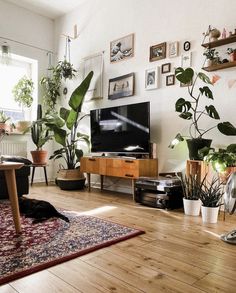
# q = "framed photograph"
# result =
<box><xmin>145</xmin><ymin>67</ymin><xmax>159</xmax><ymax>90</ymax></box>
<box><xmin>169</xmin><ymin>41</ymin><xmax>179</xmax><ymax>58</ymax></box>
<box><xmin>161</xmin><ymin>63</ymin><xmax>171</xmax><ymax>74</ymax></box>
<box><xmin>166</xmin><ymin>74</ymin><xmax>175</xmax><ymax>86</ymax></box>
<box><xmin>108</xmin><ymin>73</ymin><xmax>134</xmax><ymax>100</ymax></box>
<box><xmin>181</xmin><ymin>52</ymin><xmax>192</xmax><ymax>68</ymax></box>
<box><xmin>149</xmin><ymin>42</ymin><xmax>166</xmax><ymax>62</ymax></box>
<box><xmin>110</xmin><ymin>33</ymin><xmax>134</xmax><ymax>63</ymax></box>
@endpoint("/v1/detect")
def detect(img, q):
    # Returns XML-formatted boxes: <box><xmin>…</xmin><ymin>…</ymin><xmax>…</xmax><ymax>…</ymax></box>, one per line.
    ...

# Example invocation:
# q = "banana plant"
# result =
<box><xmin>45</xmin><ymin>71</ymin><xmax>93</xmax><ymax>169</ymax></box>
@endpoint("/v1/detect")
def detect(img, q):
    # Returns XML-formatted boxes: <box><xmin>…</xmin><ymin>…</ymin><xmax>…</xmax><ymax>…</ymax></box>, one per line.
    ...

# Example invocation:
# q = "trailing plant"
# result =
<box><xmin>178</xmin><ymin>174</ymin><xmax>204</xmax><ymax>200</ymax></box>
<box><xmin>170</xmin><ymin>67</ymin><xmax>236</xmax><ymax>144</ymax></box>
<box><xmin>199</xmin><ymin>144</ymin><xmax>236</xmax><ymax>173</ymax></box>
<box><xmin>12</xmin><ymin>76</ymin><xmax>34</xmax><ymax>108</ymax></box>
<box><xmin>0</xmin><ymin>110</ymin><xmax>10</xmax><ymax>123</ymax></box>
<box><xmin>45</xmin><ymin>71</ymin><xmax>93</xmax><ymax>169</ymax></box>
<box><xmin>199</xmin><ymin>176</ymin><xmax>224</xmax><ymax>207</ymax></box>
<box><xmin>54</xmin><ymin>60</ymin><xmax>77</xmax><ymax>80</ymax></box>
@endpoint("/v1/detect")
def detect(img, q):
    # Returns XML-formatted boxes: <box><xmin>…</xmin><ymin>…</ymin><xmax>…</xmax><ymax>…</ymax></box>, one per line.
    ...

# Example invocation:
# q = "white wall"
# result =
<box><xmin>55</xmin><ymin>0</ymin><xmax>236</xmax><ymax>172</ymax></box>
<box><xmin>0</xmin><ymin>0</ymin><xmax>55</xmax><ymax>182</ymax></box>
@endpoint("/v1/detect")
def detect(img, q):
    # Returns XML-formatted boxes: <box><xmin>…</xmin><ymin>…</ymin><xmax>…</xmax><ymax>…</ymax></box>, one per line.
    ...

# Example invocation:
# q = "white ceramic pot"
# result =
<box><xmin>183</xmin><ymin>198</ymin><xmax>201</xmax><ymax>216</ymax></box>
<box><xmin>201</xmin><ymin>206</ymin><xmax>219</xmax><ymax>224</ymax></box>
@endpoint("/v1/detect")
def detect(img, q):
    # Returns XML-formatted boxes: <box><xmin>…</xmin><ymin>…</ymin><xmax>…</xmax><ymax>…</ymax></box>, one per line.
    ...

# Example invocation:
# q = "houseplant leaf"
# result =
<box><xmin>179</xmin><ymin>112</ymin><xmax>192</xmax><ymax>120</ymax></box>
<box><xmin>205</xmin><ymin>105</ymin><xmax>220</xmax><ymax>119</ymax></box>
<box><xmin>175</xmin><ymin>67</ymin><xmax>194</xmax><ymax>84</ymax></box>
<box><xmin>175</xmin><ymin>98</ymin><xmax>191</xmax><ymax>113</ymax></box>
<box><xmin>200</xmin><ymin>86</ymin><xmax>213</xmax><ymax>99</ymax></box>
<box><xmin>218</xmin><ymin>122</ymin><xmax>236</xmax><ymax>135</ymax></box>
<box><xmin>198</xmin><ymin>72</ymin><xmax>212</xmax><ymax>84</ymax></box>
<box><xmin>227</xmin><ymin>144</ymin><xmax>236</xmax><ymax>153</ymax></box>
<box><xmin>52</xmin><ymin>127</ymin><xmax>67</xmax><ymax>146</ymax></box>
<box><xmin>69</xmin><ymin>71</ymin><xmax>94</xmax><ymax>112</ymax></box>
<box><xmin>60</xmin><ymin>107</ymin><xmax>70</xmax><ymax>122</ymax></box>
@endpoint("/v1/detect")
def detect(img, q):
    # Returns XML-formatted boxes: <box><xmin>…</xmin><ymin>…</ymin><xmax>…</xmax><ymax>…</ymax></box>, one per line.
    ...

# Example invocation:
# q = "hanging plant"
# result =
<box><xmin>54</xmin><ymin>60</ymin><xmax>77</xmax><ymax>80</ymax></box>
<box><xmin>12</xmin><ymin>75</ymin><xmax>34</xmax><ymax>108</ymax></box>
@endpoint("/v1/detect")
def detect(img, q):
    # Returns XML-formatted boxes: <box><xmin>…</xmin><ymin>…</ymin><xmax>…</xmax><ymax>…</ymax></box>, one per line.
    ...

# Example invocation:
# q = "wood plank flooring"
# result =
<box><xmin>1</xmin><ymin>184</ymin><xmax>236</xmax><ymax>293</ymax></box>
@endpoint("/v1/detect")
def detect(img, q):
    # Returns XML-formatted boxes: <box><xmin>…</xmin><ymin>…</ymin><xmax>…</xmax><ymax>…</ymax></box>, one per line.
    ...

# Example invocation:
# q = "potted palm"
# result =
<box><xmin>170</xmin><ymin>67</ymin><xmax>236</xmax><ymax>160</ymax></box>
<box><xmin>199</xmin><ymin>177</ymin><xmax>224</xmax><ymax>223</ymax></box>
<box><xmin>45</xmin><ymin>71</ymin><xmax>93</xmax><ymax>190</ymax></box>
<box><xmin>179</xmin><ymin>174</ymin><xmax>202</xmax><ymax>216</ymax></box>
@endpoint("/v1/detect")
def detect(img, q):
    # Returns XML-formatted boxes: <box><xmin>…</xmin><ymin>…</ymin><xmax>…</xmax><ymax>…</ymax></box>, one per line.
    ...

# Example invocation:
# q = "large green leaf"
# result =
<box><xmin>199</xmin><ymin>86</ymin><xmax>213</xmax><ymax>99</ymax></box>
<box><xmin>60</xmin><ymin>107</ymin><xmax>70</xmax><ymax>122</ymax></box>
<box><xmin>175</xmin><ymin>98</ymin><xmax>191</xmax><ymax>113</ymax></box>
<box><xmin>52</xmin><ymin>127</ymin><xmax>67</xmax><ymax>146</ymax></box>
<box><xmin>205</xmin><ymin>105</ymin><xmax>220</xmax><ymax>119</ymax></box>
<box><xmin>218</xmin><ymin>122</ymin><xmax>236</xmax><ymax>135</ymax></box>
<box><xmin>227</xmin><ymin>144</ymin><xmax>236</xmax><ymax>153</ymax></box>
<box><xmin>198</xmin><ymin>72</ymin><xmax>212</xmax><ymax>84</ymax></box>
<box><xmin>69</xmin><ymin>71</ymin><xmax>94</xmax><ymax>112</ymax></box>
<box><xmin>175</xmin><ymin>67</ymin><xmax>194</xmax><ymax>84</ymax></box>
<box><xmin>66</xmin><ymin>109</ymin><xmax>77</xmax><ymax>130</ymax></box>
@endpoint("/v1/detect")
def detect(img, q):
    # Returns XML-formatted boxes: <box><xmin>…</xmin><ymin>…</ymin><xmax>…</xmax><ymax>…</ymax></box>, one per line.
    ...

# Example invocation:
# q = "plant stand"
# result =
<box><xmin>186</xmin><ymin>160</ymin><xmax>210</xmax><ymax>183</ymax></box>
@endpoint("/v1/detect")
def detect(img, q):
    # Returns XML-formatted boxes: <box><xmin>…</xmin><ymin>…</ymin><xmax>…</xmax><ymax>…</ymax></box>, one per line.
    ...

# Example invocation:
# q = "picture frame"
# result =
<box><xmin>181</xmin><ymin>52</ymin><xmax>192</xmax><ymax>68</ymax></box>
<box><xmin>149</xmin><ymin>42</ymin><xmax>166</xmax><ymax>62</ymax></box>
<box><xmin>110</xmin><ymin>33</ymin><xmax>134</xmax><ymax>63</ymax></box>
<box><xmin>108</xmin><ymin>73</ymin><xmax>134</xmax><ymax>100</ymax></box>
<box><xmin>169</xmin><ymin>41</ymin><xmax>179</xmax><ymax>58</ymax></box>
<box><xmin>83</xmin><ymin>52</ymin><xmax>104</xmax><ymax>100</ymax></box>
<box><xmin>166</xmin><ymin>74</ymin><xmax>175</xmax><ymax>86</ymax></box>
<box><xmin>183</xmin><ymin>41</ymin><xmax>191</xmax><ymax>51</ymax></box>
<box><xmin>161</xmin><ymin>63</ymin><xmax>171</xmax><ymax>74</ymax></box>
<box><xmin>145</xmin><ymin>67</ymin><xmax>159</xmax><ymax>90</ymax></box>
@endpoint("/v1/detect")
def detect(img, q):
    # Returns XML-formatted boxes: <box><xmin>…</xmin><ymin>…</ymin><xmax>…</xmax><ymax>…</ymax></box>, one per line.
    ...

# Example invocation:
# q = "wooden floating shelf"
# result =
<box><xmin>202</xmin><ymin>61</ymin><xmax>236</xmax><ymax>72</ymax></box>
<box><xmin>202</xmin><ymin>35</ymin><xmax>236</xmax><ymax>48</ymax></box>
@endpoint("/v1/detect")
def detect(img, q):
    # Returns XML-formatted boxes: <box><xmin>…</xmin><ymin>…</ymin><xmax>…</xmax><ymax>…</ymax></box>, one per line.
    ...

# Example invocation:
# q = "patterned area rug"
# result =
<box><xmin>0</xmin><ymin>202</ymin><xmax>144</xmax><ymax>285</ymax></box>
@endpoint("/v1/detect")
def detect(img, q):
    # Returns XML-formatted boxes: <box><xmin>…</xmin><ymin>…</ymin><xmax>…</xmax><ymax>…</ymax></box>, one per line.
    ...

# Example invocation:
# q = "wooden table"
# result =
<box><xmin>0</xmin><ymin>162</ymin><xmax>24</xmax><ymax>233</ymax></box>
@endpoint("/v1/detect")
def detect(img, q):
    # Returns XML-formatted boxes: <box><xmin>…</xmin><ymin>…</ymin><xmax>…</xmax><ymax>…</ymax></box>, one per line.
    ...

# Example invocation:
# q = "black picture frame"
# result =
<box><xmin>108</xmin><ymin>73</ymin><xmax>134</xmax><ymax>100</ymax></box>
<box><xmin>166</xmin><ymin>74</ymin><xmax>175</xmax><ymax>86</ymax></box>
<box><xmin>183</xmin><ymin>41</ymin><xmax>191</xmax><ymax>51</ymax></box>
<box><xmin>161</xmin><ymin>63</ymin><xmax>171</xmax><ymax>74</ymax></box>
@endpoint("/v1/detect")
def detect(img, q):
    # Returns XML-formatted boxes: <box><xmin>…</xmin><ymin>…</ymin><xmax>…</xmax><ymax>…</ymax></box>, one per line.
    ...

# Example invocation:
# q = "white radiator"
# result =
<box><xmin>0</xmin><ymin>141</ymin><xmax>27</xmax><ymax>157</ymax></box>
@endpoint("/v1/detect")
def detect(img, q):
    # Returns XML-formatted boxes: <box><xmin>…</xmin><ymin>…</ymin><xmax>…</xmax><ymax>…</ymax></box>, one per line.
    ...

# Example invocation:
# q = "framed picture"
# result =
<box><xmin>110</xmin><ymin>33</ymin><xmax>134</xmax><ymax>63</ymax></box>
<box><xmin>83</xmin><ymin>52</ymin><xmax>104</xmax><ymax>100</ymax></box>
<box><xmin>108</xmin><ymin>73</ymin><xmax>134</xmax><ymax>100</ymax></box>
<box><xmin>166</xmin><ymin>74</ymin><xmax>175</xmax><ymax>86</ymax></box>
<box><xmin>183</xmin><ymin>41</ymin><xmax>191</xmax><ymax>51</ymax></box>
<box><xmin>161</xmin><ymin>63</ymin><xmax>171</xmax><ymax>74</ymax></box>
<box><xmin>149</xmin><ymin>42</ymin><xmax>166</xmax><ymax>62</ymax></box>
<box><xmin>145</xmin><ymin>67</ymin><xmax>159</xmax><ymax>90</ymax></box>
<box><xmin>169</xmin><ymin>41</ymin><xmax>179</xmax><ymax>58</ymax></box>
<box><xmin>181</xmin><ymin>52</ymin><xmax>192</xmax><ymax>68</ymax></box>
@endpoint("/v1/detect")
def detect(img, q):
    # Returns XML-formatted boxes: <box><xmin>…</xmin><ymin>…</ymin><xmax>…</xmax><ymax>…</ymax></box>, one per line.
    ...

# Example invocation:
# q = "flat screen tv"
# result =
<box><xmin>90</xmin><ymin>101</ymin><xmax>150</xmax><ymax>155</ymax></box>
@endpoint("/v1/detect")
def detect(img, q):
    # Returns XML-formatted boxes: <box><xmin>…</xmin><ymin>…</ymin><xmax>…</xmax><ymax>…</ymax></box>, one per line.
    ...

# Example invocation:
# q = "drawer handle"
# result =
<box><xmin>125</xmin><ymin>174</ymin><xmax>134</xmax><ymax>177</ymax></box>
<box><xmin>125</xmin><ymin>160</ymin><xmax>134</xmax><ymax>163</ymax></box>
<box><xmin>89</xmin><ymin>158</ymin><xmax>96</xmax><ymax>161</ymax></box>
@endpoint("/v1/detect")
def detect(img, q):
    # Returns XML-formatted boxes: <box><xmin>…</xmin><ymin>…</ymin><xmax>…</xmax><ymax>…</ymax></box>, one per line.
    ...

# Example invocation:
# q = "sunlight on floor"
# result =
<box><xmin>203</xmin><ymin>229</ymin><xmax>221</xmax><ymax>238</ymax></box>
<box><xmin>65</xmin><ymin>205</ymin><xmax>117</xmax><ymax>216</ymax></box>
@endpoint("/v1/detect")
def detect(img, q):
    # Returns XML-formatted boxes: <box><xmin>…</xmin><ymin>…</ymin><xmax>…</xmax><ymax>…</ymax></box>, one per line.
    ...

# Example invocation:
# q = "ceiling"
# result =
<box><xmin>5</xmin><ymin>0</ymin><xmax>86</xmax><ymax>19</ymax></box>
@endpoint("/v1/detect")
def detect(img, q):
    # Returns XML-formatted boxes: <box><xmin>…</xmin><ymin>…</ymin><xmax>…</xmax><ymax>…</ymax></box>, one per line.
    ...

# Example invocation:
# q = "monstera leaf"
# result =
<box><xmin>175</xmin><ymin>67</ymin><xmax>194</xmax><ymax>84</ymax></box>
<box><xmin>205</xmin><ymin>105</ymin><xmax>220</xmax><ymax>120</ymax></box>
<box><xmin>218</xmin><ymin>122</ymin><xmax>236</xmax><ymax>135</ymax></box>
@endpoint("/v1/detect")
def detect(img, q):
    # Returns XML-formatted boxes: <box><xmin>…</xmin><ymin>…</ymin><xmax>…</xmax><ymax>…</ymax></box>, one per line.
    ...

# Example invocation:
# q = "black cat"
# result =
<box><xmin>19</xmin><ymin>197</ymin><xmax>69</xmax><ymax>223</ymax></box>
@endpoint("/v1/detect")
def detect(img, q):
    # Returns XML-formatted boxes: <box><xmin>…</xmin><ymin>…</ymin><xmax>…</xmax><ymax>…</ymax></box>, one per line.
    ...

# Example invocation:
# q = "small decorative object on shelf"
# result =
<box><xmin>222</xmin><ymin>28</ymin><xmax>227</xmax><ymax>39</ymax></box>
<box><xmin>203</xmin><ymin>48</ymin><xmax>220</xmax><ymax>66</ymax></box>
<box><xmin>227</xmin><ymin>48</ymin><xmax>236</xmax><ymax>62</ymax></box>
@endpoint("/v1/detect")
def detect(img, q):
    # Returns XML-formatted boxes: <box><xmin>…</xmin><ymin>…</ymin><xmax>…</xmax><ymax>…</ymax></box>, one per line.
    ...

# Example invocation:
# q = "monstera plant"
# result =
<box><xmin>45</xmin><ymin>71</ymin><xmax>93</xmax><ymax>190</ymax></box>
<box><xmin>170</xmin><ymin>67</ymin><xmax>236</xmax><ymax>160</ymax></box>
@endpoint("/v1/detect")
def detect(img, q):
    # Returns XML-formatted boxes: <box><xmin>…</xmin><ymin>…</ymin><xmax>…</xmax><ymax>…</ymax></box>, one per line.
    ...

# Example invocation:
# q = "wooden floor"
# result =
<box><xmin>1</xmin><ymin>183</ymin><xmax>236</xmax><ymax>293</ymax></box>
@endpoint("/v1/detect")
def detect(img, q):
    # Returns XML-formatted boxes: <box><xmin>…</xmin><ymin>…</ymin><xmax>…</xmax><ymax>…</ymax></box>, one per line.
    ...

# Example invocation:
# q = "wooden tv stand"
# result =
<box><xmin>80</xmin><ymin>156</ymin><xmax>158</xmax><ymax>198</ymax></box>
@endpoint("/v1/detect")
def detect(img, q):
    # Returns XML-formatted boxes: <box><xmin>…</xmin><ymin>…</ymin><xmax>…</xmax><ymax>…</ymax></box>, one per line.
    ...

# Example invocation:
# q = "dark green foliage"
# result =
<box><xmin>179</xmin><ymin>174</ymin><xmax>204</xmax><ymax>200</ymax></box>
<box><xmin>199</xmin><ymin>177</ymin><xmax>224</xmax><ymax>207</ymax></box>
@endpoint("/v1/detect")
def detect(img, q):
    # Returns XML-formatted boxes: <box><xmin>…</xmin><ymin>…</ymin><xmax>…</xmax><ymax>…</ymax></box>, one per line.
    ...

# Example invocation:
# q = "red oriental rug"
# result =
<box><xmin>0</xmin><ymin>202</ymin><xmax>144</xmax><ymax>286</ymax></box>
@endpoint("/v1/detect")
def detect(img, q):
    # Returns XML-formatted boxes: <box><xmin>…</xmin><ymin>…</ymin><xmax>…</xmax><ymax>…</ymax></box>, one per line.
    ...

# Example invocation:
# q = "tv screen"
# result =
<box><xmin>90</xmin><ymin>102</ymin><xmax>150</xmax><ymax>154</ymax></box>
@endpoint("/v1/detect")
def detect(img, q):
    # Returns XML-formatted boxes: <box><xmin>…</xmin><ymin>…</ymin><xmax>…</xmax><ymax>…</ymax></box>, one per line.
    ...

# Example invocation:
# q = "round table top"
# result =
<box><xmin>0</xmin><ymin>162</ymin><xmax>24</xmax><ymax>170</ymax></box>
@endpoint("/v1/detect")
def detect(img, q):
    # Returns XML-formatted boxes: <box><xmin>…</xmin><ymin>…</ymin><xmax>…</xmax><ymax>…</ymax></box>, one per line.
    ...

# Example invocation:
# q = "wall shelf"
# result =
<box><xmin>202</xmin><ymin>61</ymin><xmax>236</xmax><ymax>72</ymax></box>
<box><xmin>202</xmin><ymin>35</ymin><xmax>236</xmax><ymax>48</ymax></box>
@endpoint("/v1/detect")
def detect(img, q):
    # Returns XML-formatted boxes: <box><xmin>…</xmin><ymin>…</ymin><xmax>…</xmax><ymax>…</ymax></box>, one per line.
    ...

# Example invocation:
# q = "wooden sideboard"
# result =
<box><xmin>80</xmin><ymin>156</ymin><xmax>158</xmax><ymax>198</ymax></box>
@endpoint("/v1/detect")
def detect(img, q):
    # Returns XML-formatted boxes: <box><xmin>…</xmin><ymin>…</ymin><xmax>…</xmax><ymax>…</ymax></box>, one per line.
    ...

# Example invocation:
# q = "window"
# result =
<box><xmin>0</xmin><ymin>53</ymin><xmax>38</xmax><ymax>122</ymax></box>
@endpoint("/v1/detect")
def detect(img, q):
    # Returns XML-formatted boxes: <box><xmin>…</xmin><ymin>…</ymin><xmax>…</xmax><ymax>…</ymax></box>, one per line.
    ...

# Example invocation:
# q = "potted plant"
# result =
<box><xmin>12</xmin><ymin>75</ymin><xmax>34</xmax><ymax>132</ymax></box>
<box><xmin>203</xmin><ymin>48</ymin><xmax>219</xmax><ymax>66</ymax></box>
<box><xmin>179</xmin><ymin>174</ymin><xmax>202</xmax><ymax>216</ymax></box>
<box><xmin>45</xmin><ymin>71</ymin><xmax>93</xmax><ymax>190</ymax></box>
<box><xmin>227</xmin><ymin>48</ymin><xmax>236</xmax><ymax>62</ymax></box>
<box><xmin>0</xmin><ymin>110</ymin><xmax>10</xmax><ymax>131</ymax></box>
<box><xmin>170</xmin><ymin>67</ymin><xmax>236</xmax><ymax>160</ymax></box>
<box><xmin>27</xmin><ymin>105</ymin><xmax>52</xmax><ymax>164</ymax></box>
<box><xmin>199</xmin><ymin>177</ymin><xmax>224</xmax><ymax>223</ymax></box>
<box><xmin>54</xmin><ymin>60</ymin><xmax>77</xmax><ymax>80</ymax></box>
<box><xmin>200</xmin><ymin>144</ymin><xmax>236</xmax><ymax>183</ymax></box>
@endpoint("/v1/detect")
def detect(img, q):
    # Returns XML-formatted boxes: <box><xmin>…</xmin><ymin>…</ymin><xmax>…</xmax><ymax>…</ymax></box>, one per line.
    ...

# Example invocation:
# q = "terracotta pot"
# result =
<box><xmin>31</xmin><ymin>150</ymin><xmax>48</xmax><ymax>165</ymax></box>
<box><xmin>229</xmin><ymin>52</ymin><xmax>236</xmax><ymax>62</ymax></box>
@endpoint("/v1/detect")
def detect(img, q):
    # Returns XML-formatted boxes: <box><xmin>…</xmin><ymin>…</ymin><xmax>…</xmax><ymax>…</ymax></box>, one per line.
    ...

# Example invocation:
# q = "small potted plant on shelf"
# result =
<box><xmin>227</xmin><ymin>48</ymin><xmax>236</xmax><ymax>62</ymax></box>
<box><xmin>169</xmin><ymin>67</ymin><xmax>236</xmax><ymax>160</ymax></box>
<box><xmin>0</xmin><ymin>110</ymin><xmax>10</xmax><ymax>131</ymax></box>
<box><xmin>178</xmin><ymin>173</ymin><xmax>203</xmax><ymax>216</ymax></box>
<box><xmin>45</xmin><ymin>71</ymin><xmax>93</xmax><ymax>190</ymax></box>
<box><xmin>199</xmin><ymin>177</ymin><xmax>224</xmax><ymax>223</ymax></box>
<box><xmin>199</xmin><ymin>144</ymin><xmax>236</xmax><ymax>183</ymax></box>
<box><xmin>203</xmin><ymin>48</ymin><xmax>220</xmax><ymax>66</ymax></box>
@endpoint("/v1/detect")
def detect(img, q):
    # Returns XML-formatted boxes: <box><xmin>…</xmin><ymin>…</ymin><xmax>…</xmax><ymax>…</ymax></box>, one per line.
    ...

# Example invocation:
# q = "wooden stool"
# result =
<box><xmin>31</xmin><ymin>163</ymin><xmax>48</xmax><ymax>186</ymax></box>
